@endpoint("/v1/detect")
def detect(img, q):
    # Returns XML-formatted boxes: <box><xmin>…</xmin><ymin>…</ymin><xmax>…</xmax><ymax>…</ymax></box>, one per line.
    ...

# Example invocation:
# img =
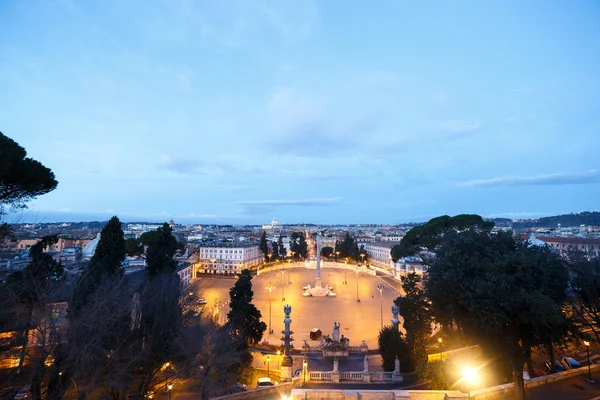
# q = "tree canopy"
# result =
<box><xmin>227</xmin><ymin>269</ymin><xmax>266</xmax><ymax>344</ymax></box>
<box><xmin>425</xmin><ymin>230</ymin><xmax>570</xmax><ymax>399</ymax></box>
<box><xmin>0</xmin><ymin>132</ymin><xmax>58</xmax><ymax>214</ymax></box>
<box><xmin>146</xmin><ymin>223</ymin><xmax>179</xmax><ymax>276</ymax></box>
<box><xmin>391</xmin><ymin>214</ymin><xmax>494</xmax><ymax>261</ymax></box>
<box><xmin>88</xmin><ymin>216</ymin><xmax>126</xmax><ymax>278</ymax></box>
<box><xmin>259</xmin><ymin>231</ymin><xmax>269</xmax><ymax>261</ymax></box>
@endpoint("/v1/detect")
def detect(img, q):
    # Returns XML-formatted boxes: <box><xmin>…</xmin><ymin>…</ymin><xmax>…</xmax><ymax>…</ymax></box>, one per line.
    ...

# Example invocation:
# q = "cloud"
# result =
<box><xmin>237</xmin><ymin>197</ymin><xmax>342</xmax><ymax>215</ymax></box>
<box><xmin>440</xmin><ymin>120</ymin><xmax>483</xmax><ymax>135</ymax></box>
<box><xmin>159</xmin><ymin>155</ymin><xmax>203</xmax><ymax>173</ymax></box>
<box><xmin>458</xmin><ymin>170</ymin><xmax>600</xmax><ymax>188</ymax></box>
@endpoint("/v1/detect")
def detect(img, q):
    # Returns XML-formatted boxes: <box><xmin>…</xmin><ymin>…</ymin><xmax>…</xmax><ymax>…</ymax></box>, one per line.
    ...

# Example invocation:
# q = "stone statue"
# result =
<box><xmin>332</xmin><ymin>322</ymin><xmax>340</xmax><ymax>342</ymax></box>
<box><xmin>284</xmin><ymin>304</ymin><xmax>292</xmax><ymax>319</ymax></box>
<box><xmin>395</xmin><ymin>356</ymin><xmax>400</xmax><ymax>373</ymax></box>
<box><xmin>364</xmin><ymin>355</ymin><xmax>369</xmax><ymax>373</ymax></box>
<box><xmin>391</xmin><ymin>304</ymin><xmax>400</xmax><ymax>331</ymax></box>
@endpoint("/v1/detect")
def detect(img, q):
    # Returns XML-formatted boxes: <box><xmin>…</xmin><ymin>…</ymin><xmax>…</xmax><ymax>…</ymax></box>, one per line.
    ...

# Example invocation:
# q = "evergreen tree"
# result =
<box><xmin>227</xmin><ymin>269</ymin><xmax>266</xmax><ymax>344</ymax></box>
<box><xmin>88</xmin><ymin>216</ymin><xmax>126</xmax><ymax>278</ymax></box>
<box><xmin>277</xmin><ymin>236</ymin><xmax>286</xmax><ymax>259</ymax></box>
<box><xmin>298</xmin><ymin>234</ymin><xmax>308</xmax><ymax>259</ymax></box>
<box><xmin>378</xmin><ymin>326</ymin><xmax>412</xmax><ymax>372</ymax></box>
<box><xmin>146</xmin><ymin>222</ymin><xmax>179</xmax><ymax>276</ymax></box>
<box><xmin>259</xmin><ymin>231</ymin><xmax>268</xmax><ymax>261</ymax></box>
<box><xmin>271</xmin><ymin>241</ymin><xmax>279</xmax><ymax>260</ymax></box>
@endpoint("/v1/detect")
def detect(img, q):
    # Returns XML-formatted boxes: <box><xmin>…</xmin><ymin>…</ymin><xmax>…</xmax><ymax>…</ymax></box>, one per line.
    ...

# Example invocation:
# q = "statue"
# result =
<box><xmin>364</xmin><ymin>355</ymin><xmax>369</xmax><ymax>373</ymax></box>
<box><xmin>391</xmin><ymin>304</ymin><xmax>400</xmax><ymax>331</ymax></box>
<box><xmin>332</xmin><ymin>322</ymin><xmax>340</xmax><ymax>342</ymax></box>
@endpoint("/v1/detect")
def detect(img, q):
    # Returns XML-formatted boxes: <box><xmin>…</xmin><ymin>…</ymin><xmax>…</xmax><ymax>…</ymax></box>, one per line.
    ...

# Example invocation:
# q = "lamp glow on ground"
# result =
<box><xmin>462</xmin><ymin>366</ymin><xmax>478</xmax><ymax>400</ymax></box>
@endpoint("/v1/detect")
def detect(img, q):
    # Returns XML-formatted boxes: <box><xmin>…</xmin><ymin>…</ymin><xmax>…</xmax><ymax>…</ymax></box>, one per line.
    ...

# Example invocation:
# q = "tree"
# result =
<box><xmin>259</xmin><ymin>231</ymin><xmax>268</xmax><ymax>262</ymax></box>
<box><xmin>297</xmin><ymin>233</ymin><xmax>308</xmax><ymax>259</ymax></box>
<box><xmin>277</xmin><ymin>236</ymin><xmax>286</xmax><ymax>259</ymax></box>
<box><xmin>271</xmin><ymin>241</ymin><xmax>279</xmax><ymax>260</ymax></box>
<box><xmin>394</xmin><ymin>273</ymin><xmax>432</xmax><ymax>364</ymax></box>
<box><xmin>0</xmin><ymin>132</ymin><xmax>58</xmax><ymax>215</ymax></box>
<box><xmin>226</xmin><ymin>269</ymin><xmax>266</xmax><ymax>344</ymax></box>
<box><xmin>567</xmin><ymin>252</ymin><xmax>600</xmax><ymax>343</ymax></box>
<box><xmin>425</xmin><ymin>230</ymin><xmax>570</xmax><ymax>400</ymax></box>
<box><xmin>125</xmin><ymin>238</ymin><xmax>143</xmax><ymax>257</ymax></box>
<box><xmin>321</xmin><ymin>246</ymin><xmax>334</xmax><ymax>258</ymax></box>
<box><xmin>416</xmin><ymin>361</ymin><xmax>451</xmax><ymax>390</ymax></box>
<box><xmin>146</xmin><ymin>223</ymin><xmax>179</xmax><ymax>276</ymax></box>
<box><xmin>391</xmin><ymin>214</ymin><xmax>494</xmax><ymax>261</ymax></box>
<box><xmin>378</xmin><ymin>326</ymin><xmax>412</xmax><ymax>372</ymax></box>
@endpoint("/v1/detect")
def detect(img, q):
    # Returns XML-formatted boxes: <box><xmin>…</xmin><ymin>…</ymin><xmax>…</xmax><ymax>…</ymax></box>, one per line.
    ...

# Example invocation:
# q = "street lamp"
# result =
<box><xmin>584</xmin><ymin>340</ymin><xmax>593</xmax><ymax>382</ymax></box>
<box><xmin>360</xmin><ymin>253</ymin><xmax>365</xmax><ymax>264</ymax></box>
<box><xmin>281</xmin><ymin>270</ymin><xmax>285</xmax><ymax>301</ymax></box>
<box><xmin>462</xmin><ymin>366</ymin><xmax>478</xmax><ymax>400</ymax></box>
<box><xmin>344</xmin><ymin>268</ymin><xmax>347</xmax><ymax>285</ymax></box>
<box><xmin>267</xmin><ymin>355</ymin><xmax>271</xmax><ymax>378</ymax></box>
<box><xmin>376</xmin><ymin>284</ymin><xmax>384</xmax><ymax>329</ymax></box>
<box><xmin>355</xmin><ymin>269</ymin><xmax>360</xmax><ymax>302</ymax></box>
<box><xmin>266</xmin><ymin>282</ymin><xmax>274</xmax><ymax>334</ymax></box>
<box><xmin>335</xmin><ymin>251</ymin><xmax>340</xmax><ymax>263</ymax></box>
<box><xmin>167</xmin><ymin>383</ymin><xmax>173</xmax><ymax>400</ymax></box>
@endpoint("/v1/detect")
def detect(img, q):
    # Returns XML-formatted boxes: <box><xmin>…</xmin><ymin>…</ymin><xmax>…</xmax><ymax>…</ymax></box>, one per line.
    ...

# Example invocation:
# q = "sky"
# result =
<box><xmin>1</xmin><ymin>0</ymin><xmax>599</xmax><ymax>225</ymax></box>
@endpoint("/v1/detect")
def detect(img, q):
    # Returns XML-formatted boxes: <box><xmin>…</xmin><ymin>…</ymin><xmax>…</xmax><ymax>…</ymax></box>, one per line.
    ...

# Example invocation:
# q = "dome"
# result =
<box><xmin>82</xmin><ymin>233</ymin><xmax>101</xmax><ymax>259</ymax></box>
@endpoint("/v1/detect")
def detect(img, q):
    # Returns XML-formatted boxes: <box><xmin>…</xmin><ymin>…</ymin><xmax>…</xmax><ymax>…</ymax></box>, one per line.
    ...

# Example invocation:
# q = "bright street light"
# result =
<box><xmin>266</xmin><ymin>281</ymin><xmax>275</xmax><ymax>334</ymax></box>
<box><xmin>376</xmin><ymin>284</ymin><xmax>384</xmax><ymax>329</ymax></box>
<box><xmin>584</xmin><ymin>340</ymin><xmax>593</xmax><ymax>382</ymax></box>
<box><xmin>462</xmin><ymin>366</ymin><xmax>478</xmax><ymax>400</ymax></box>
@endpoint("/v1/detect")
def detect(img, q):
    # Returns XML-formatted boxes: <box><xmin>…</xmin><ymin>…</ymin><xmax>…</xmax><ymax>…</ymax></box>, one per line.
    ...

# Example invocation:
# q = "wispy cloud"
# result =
<box><xmin>237</xmin><ymin>197</ymin><xmax>342</xmax><ymax>215</ymax></box>
<box><xmin>159</xmin><ymin>155</ymin><xmax>203</xmax><ymax>174</ymax></box>
<box><xmin>440</xmin><ymin>120</ymin><xmax>483</xmax><ymax>135</ymax></box>
<box><xmin>458</xmin><ymin>170</ymin><xmax>600</xmax><ymax>188</ymax></box>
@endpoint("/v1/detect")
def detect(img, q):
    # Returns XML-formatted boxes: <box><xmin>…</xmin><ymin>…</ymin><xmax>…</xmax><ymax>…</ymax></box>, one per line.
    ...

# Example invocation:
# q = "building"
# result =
<box><xmin>17</xmin><ymin>237</ymin><xmax>93</xmax><ymax>253</ymax></box>
<box><xmin>393</xmin><ymin>256</ymin><xmax>428</xmax><ymax>277</ymax></box>
<box><xmin>536</xmin><ymin>236</ymin><xmax>600</xmax><ymax>259</ymax></box>
<box><xmin>364</xmin><ymin>242</ymin><xmax>397</xmax><ymax>273</ymax></box>
<box><xmin>177</xmin><ymin>263</ymin><xmax>191</xmax><ymax>289</ymax></box>
<box><xmin>194</xmin><ymin>242</ymin><xmax>262</xmax><ymax>276</ymax></box>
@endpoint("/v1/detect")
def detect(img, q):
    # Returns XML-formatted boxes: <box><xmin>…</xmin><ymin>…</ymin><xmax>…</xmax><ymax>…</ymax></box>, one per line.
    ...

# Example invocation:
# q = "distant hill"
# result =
<box><xmin>512</xmin><ymin>211</ymin><xmax>600</xmax><ymax>229</ymax></box>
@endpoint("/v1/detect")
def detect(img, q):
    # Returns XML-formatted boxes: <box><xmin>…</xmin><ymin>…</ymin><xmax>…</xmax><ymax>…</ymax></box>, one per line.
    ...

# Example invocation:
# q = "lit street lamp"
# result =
<box><xmin>335</xmin><ymin>251</ymin><xmax>340</xmax><ymax>263</ymax></box>
<box><xmin>267</xmin><ymin>355</ymin><xmax>271</xmax><ymax>378</ymax></box>
<box><xmin>462</xmin><ymin>366</ymin><xmax>478</xmax><ymax>400</ymax></box>
<box><xmin>277</xmin><ymin>349</ymin><xmax>281</xmax><ymax>370</ymax></box>
<box><xmin>360</xmin><ymin>253</ymin><xmax>365</xmax><ymax>264</ymax></box>
<box><xmin>265</xmin><ymin>281</ymin><xmax>274</xmax><ymax>334</ymax></box>
<box><xmin>303</xmin><ymin>359</ymin><xmax>308</xmax><ymax>386</ymax></box>
<box><xmin>167</xmin><ymin>383</ymin><xmax>173</xmax><ymax>400</ymax></box>
<box><xmin>376</xmin><ymin>284</ymin><xmax>384</xmax><ymax>329</ymax></box>
<box><xmin>584</xmin><ymin>340</ymin><xmax>593</xmax><ymax>382</ymax></box>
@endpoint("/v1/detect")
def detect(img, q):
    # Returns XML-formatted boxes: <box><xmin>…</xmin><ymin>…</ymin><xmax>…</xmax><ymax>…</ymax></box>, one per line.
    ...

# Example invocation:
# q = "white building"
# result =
<box><xmin>194</xmin><ymin>242</ymin><xmax>262</xmax><ymax>276</ymax></box>
<box><xmin>393</xmin><ymin>256</ymin><xmax>428</xmax><ymax>277</ymax></box>
<box><xmin>364</xmin><ymin>242</ymin><xmax>396</xmax><ymax>273</ymax></box>
<box><xmin>177</xmin><ymin>263</ymin><xmax>191</xmax><ymax>289</ymax></box>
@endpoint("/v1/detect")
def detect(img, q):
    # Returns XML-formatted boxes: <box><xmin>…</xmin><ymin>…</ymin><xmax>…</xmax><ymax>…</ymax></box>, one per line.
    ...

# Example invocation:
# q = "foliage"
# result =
<box><xmin>290</xmin><ymin>232</ymin><xmax>308</xmax><ymax>260</ymax></box>
<box><xmin>227</xmin><ymin>269</ymin><xmax>266</xmax><ymax>344</ymax></box>
<box><xmin>568</xmin><ymin>251</ymin><xmax>600</xmax><ymax>343</ymax></box>
<box><xmin>334</xmin><ymin>232</ymin><xmax>360</xmax><ymax>261</ymax></box>
<box><xmin>125</xmin><ymin>237</ymin><xmax>143</xmax><ymax>256</ymax></box>
<box><xmin>88</xmin><ymin>216</ymin><xmax>126</xmax><ymax>278</ymax></box>
<box><xmin>425</xmin><ymin>230</ymin><xmax>570</xmax><ymax>399</ymax></box>
<box><xmin>271</xmin><ymin>240</ymin><xmax>279</xmax><ymax>260</ymax></box>
<box><xmin>0</xmin><ymin>131</ymin><xmax>58</xmax><ymax>215</ymax></box>
<box><xmin>321</xmin><ymin>246</ymin><xmax>334</xmax><ymax>258</ymax></box>
<box><xmin>416</xmin><ymin>361</ymin><xmax>450</xmax><ymax>390</ymax></box>
<box><xmin>391</xmin><ymin>214</ymin><xmax>494</xmax><ymax>261</ymax></box>
<box><xmin>259</xmin><ymin>231</ymin><xmax>268</xmax><ymax>261</ymax></box>
<box><xmin>378</xmin><ymin>326</ymin><xmax>413</xmax><ymax>372</ymax></box>
<box><xmin>277</xmin><ymin>235</ymin><xmax>286</xmax><ymax>259</ymax></box>
<box><xmin>394</xmin><ymin>273</ymin><xmax>431</xmax><ymax>364</ymax></box>
<box><xmin>146</xmin><ymin>223</ymin><xmax>179</xmax><ymax>276</ymax></box>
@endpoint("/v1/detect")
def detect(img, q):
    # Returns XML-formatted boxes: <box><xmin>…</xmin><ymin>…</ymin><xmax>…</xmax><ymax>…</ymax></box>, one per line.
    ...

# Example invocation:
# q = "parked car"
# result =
<box><xmin>197</xmin><ymin>299</ymin><xmax>207</xmax><ymax>305</ymax></box>
<box><xmin>544</xmin><ymin>359</ymin><xmax>565</xmax><ymax>373</ymax></box>
<box><xmin>14</xmin><ymin>385</ymin><xmax>31</xmax><ymax>400</ymax></box>
<box><xmin>533</xmin><ymin>368</ymin><xmax>547</xmax><ymax>377</ymax></box>
<box><xmin>327</xmin><ymin>292</ymin><xmax>337</xmax><ymax>297</ymax></box>
<box><xmin>225</xmin><ymin>383</ymin><xmax>247</xmax><ymax>394</ymax></box>
<box><xmin>561</xmin><ymin>357</ymin><xmax>582</xmax><ymax>370</ymax></box>
<box><xmin>294</xmin><ymin>368</ymin><xmax>302</xmax><ymax>377</ymax></box>
<box><xmin>257</xmin><ymin>377</ymin><xmax>278</xmax><ymax>387</ymax></box>
<box><xmin>310</xmin><ymin>328</ymin><xmax>322</xmax><ymax>340</ymax></box>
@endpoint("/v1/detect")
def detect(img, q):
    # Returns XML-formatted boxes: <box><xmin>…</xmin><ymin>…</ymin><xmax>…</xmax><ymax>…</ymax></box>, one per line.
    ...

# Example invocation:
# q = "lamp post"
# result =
<box><xmin>167</xmin><ymin>383</ymin><xmax>173</xmax><ymax>400</ymax></box>
<box><xmin>355</xmin><ymin>269</ymin><xmax>360</xmax><ymax>302</ymax></box>
<box><xmin>462</xmin><ymin>366</ymin><xmax>477</xmax><ymax>400</ymax></box>
<box><xmin>335</xmin><ymin>251</ymin><xmax>340</xmax><ymax>263</ymax></box>
<box><xmin>281</xmin><ymin>270</ymin><xmax>285</xmax><ymax>301</ymax></box>
<box><xmin>277</xmin><ymin>349</ymin><xmax>281</xmax><ymax>370</ymax></box>
<box><xmin>266</xmin><ymin>281</ymin><xmax>274</xmax><ymax>334</ymax></box>
<box><xmin>584</xmin><ymin>340</ymin><xmax>593</xmax><ymax>382</ymax></box>
<box><xmin>376</xmin><ymin>284</ymin><xmax>384</xmax><ymax>329</ymax></box>
<box><xmin>360</xmin><ymin>253</ymin><xmax>365</xmax><ymax>264</ymax></box>
<box><xmin>267</xmin><ymin>355</ymin><xmax>271</xmax><ymax>378</ymax></box>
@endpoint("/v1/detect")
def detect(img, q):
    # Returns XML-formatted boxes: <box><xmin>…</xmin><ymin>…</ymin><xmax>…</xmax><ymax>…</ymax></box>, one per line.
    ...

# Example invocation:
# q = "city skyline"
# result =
<box><xmin>2</xmin><ymin>1</ymin><xmax>599</xmax><ymax>224</ymax></box>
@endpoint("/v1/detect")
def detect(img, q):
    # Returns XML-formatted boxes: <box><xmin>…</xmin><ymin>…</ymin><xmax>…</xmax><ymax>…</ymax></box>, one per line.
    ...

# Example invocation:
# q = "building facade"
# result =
<box><xmin>364</xmin><ymin>242</ymin><xmax>396</xmax><ymax>273</ymax></box>
<box><xmin>195</xmin><ymin>242</ymin><xmax>262</xmax><ymax>276</ymax></box>
<box><xmin>537</xmin><ymin>236</ymin><xmax>600</xmax><ymax>259</ymax></box>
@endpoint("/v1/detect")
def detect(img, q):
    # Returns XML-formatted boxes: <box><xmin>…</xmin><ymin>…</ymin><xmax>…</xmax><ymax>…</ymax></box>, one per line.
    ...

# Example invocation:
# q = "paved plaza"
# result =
<box><xmin>191</xmin><ymin>265</ymin><xmax>404</xmax><ymax>351</ymax></box>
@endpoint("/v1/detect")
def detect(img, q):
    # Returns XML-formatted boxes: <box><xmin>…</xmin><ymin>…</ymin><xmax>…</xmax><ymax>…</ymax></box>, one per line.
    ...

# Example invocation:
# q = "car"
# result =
<box><xmin>310</xmin><ymin>328</ymin><xmax>322</xmax><ymax>340</ymax></box>
<box><xmin>327</xmin><ymin>292</ymin><xmax>337</xmax><ymax>297</ymax></box>
<box><xmin>544</xmin><ymin>359</ymin><xmax>565</xmax><ymax>373</ymax></box>
<box><xmin>197</xmin><ymin>299</ymin><xmax>207</xmax><ymax>305</ymax></box>
<box><xmin>225</xmin><ymin>383</ymin><xmax>247</xmax><ymax>394</ymax></box>
<box><xmin>533</xmin><ymin>368</ymin><xmax>547</xmax><ymax>377</ymax></box>
<box><xmin>302</xmin><ymin>292</ymin><xmax>312</xmax><ymax>297</ymax></box>
<box><xmin>14</xmin><ymin>385</ymin><xmax>31</xmax><ymax>400</ymax></box>
<box><xmin>561</xmin><ymin>357</ymin><xmax>582</xmax><ymax>370</ymax></box>
<box><xmin>257</xmin><ymin>377</ymin><xmax>278</xmax><ymax>387</ymax></box>
<box><xmin>303</xmin><ymin>285</ymin><xmax>310</xmax><ymax>290</ymax></box>
<box><xmin>294</xmin><ymin>368</ymin><xmax>302</xmax><ymax>377</ymax></box>
<box><xmin>523</xmin><ymin>370</ymin><xmax>531</xmax><ymax>380</ymax></box>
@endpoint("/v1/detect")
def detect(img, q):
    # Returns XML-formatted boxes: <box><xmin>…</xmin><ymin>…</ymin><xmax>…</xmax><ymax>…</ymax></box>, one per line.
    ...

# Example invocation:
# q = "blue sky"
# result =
<box><xmin>1</xmin><ymin>0</ymin><xmax>599</xmax><ymax>225</ymax></box>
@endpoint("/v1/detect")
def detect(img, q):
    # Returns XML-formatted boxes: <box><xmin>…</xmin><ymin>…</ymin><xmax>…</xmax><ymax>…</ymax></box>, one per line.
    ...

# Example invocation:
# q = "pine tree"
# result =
<box><xmin>227</xmin><ymin>269</ymin><xmax>266</xmax><ymax>344</ymax></box>
<box><xmin>277</xmin><ymin>236</ymin><xmax>286</xmax><ymax>259</ymax></box>
<box><xmin>88</xmin><ymin>216</ymin><xmax>126</xmax><ymax>278</ymax></box>
<box><xmin>259</xmin><ymin>231</ymin><xmax>268</xmax><ymax>261</ymax></box>
<box><xmin>146</xmin><ymin>223</ymin><xmax>179</xmax><ymax>276</ymax></box>
<box><xmin>271</xmin><ymin>241</ymin><xmax>280</xmax><ymax>260</ymax></box>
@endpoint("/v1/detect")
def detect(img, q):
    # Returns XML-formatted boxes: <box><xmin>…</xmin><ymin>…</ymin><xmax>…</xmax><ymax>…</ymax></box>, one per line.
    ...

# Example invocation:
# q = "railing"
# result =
<box><xmin>370</xmin><ymin>372</ymin><xmax>394</xmax><ymax>381</ymax></box>
<box><xmin>309</xmin><ymin>371</ymin><xmax>332</xmax><ymax>380</ymax></box>
<box><xmin>339</xmin><ymin>372</ymin><xmax>363</xmax><ymax>381</ymax></box>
